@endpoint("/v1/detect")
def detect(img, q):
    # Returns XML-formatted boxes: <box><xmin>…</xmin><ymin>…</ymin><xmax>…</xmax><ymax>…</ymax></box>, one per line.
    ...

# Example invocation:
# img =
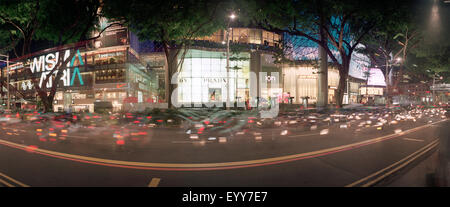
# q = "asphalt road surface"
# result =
<box><xmin>0</xmin><ymin>108</ymin><xmax>448</xmax><ymax>187</ymax></box>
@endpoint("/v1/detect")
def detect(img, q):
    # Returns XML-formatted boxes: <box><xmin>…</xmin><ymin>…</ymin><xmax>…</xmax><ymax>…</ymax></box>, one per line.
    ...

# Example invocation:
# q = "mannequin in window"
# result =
<box><xmin>210</xmin><ymin>90</ymin><xmax>216</xmax><ymax>101</ymax></box>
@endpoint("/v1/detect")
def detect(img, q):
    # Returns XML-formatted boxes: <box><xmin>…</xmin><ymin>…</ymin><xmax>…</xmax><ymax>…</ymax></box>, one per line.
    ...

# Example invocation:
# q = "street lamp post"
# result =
<box><xmin>432</xmin><ymin>74</ymin><xmax>435</xmax><ymax>103</ymax></box>
<box><xmin>225</xmin><ymin>13</ymin><xmax>236</xmax><ymax>110</ymax></box>
<box><xmin>363</xmin><ymin>67</ymin><xmax>371</xmax><ymax>103</ymax></box>
<box><xmin>431</xmin><ymin>72</ymin><xmax>441</xmax><ymax>104</ymax></box>
<box><xmin>235</xmin><ymin>66</ymin><xmax>238</xmax><ymax>109</ymax></box>
<box><xmin>385</xmin><ymin>58</ymin><xmax>389</xmax><ymax>106</ymax></box>
<box><xmin>226</xmin><ymin>27</ymin><xmax>230</xmax><ymax>110</ymax></box>
<box><xmin>7</xmin><ymin>55</ymin><xmax>9</xmax><ymax>111</ymax></box>
<box><xmin>346</xmin><ymin>77</ymin><xmax>349</xmax><ymax>104</ymax></box>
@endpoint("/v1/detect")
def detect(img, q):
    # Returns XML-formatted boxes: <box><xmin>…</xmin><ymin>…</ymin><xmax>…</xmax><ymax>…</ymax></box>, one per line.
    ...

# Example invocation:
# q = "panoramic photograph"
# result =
<box><xmin>0</xmin><ymin>0</ymin><xmax>449</xmax><ymax>192</ymax></box>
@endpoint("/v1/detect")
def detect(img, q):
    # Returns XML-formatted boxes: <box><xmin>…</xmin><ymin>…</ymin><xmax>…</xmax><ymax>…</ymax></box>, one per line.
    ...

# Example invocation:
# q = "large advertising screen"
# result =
<box><xmin>365</xmin><ymin>68</ymin><xmax>386</xmax><ymax>86</ymax></box>
<box><xmin>6</xmin><ymin>47</ymin><xmax>92</xmax><ymax>92</ymax></box>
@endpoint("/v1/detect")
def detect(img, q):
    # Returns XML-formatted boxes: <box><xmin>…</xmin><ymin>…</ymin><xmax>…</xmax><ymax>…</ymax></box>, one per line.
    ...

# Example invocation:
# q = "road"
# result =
<box><xmin>0</xmin><ymin>108</ymin><xmax>448</xmax><ymax>187</ymax></box>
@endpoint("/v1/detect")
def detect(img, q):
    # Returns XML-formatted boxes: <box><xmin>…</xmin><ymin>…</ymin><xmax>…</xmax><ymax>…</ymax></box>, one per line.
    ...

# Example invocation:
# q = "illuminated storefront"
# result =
<box><xmin>359</xmin><ymin>68</ymin><xmax>386</xmax><ymax>104</ymax></box>
<box><xmin>359</xmin><ymin>87</ymin><xmax>384</xmax><ymax>96</ymax></box>
<box><xmin>282</xmin><ymin>65</ymin><xmax>340</xmax><ymax>104</ymax></box>
<box><xmin>343</xmin><ymin>77</ymin><xmax>364</xmax><ymax>104</ymax></box>
<box><xmin>177</xmin><ymin>49</ymin><xmax>250</xmax><ymax>105</ymax></box>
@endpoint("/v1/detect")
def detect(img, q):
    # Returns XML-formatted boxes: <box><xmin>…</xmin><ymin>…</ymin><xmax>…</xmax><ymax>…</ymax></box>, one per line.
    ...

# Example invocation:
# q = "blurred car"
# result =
<box><xmin>0</xmin><ymin>116</ymin><xmax>21</xmax><ymax>124</ymax></box>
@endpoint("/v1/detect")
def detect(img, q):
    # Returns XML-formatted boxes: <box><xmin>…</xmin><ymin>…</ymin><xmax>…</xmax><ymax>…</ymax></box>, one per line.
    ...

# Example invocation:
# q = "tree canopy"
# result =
<box><xmin>102</xmin><ymin>0</ymin><xmax>229</xmax><ymax>108</ymax></box>
<box><xmin>102</xmin><ymin>0</ymin><xmax>227</xmax><ymax>47</ymax></box>
<box><xmin>406</xmin><ymin>39</ymin><xmax>450</xmax><ymax>83</ymax></box>
<box><xmin>0</xmin><ymin>0</ymin><xmax>101</xmax><ymax>57</ymax></box>
<box><xmin>0</xmin><ymin>0</ymin><xmax>102</xmax><ymax>112</ymax></box>
<box><xmin>240</xmin><ymin>0</ymin><xmax>414</xmax><ymax>106</ymax></box>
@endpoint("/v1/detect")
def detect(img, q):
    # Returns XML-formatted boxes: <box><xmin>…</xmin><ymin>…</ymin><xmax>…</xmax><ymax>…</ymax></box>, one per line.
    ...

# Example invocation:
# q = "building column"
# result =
<box><xmin>317</xmin><ymin>45</ymin><xmax>328</xmax><ymax>108</ymax></box>
<box><xmin>250</xmin><ymin>51</ymin><xmax>261</xmax><ymax>107</ymax></box>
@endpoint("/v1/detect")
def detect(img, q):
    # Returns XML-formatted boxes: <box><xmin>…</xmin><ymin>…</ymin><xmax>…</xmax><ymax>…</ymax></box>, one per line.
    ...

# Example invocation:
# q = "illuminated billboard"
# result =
<box><xmin>6</xmin><ymin>48</ymin><xmax>89</xmax><ymax>91</ymax></box>
<box><xmin>365</xmin><ymin>68</ymin><xmax>386</xmax><ymax>86</ymax></box>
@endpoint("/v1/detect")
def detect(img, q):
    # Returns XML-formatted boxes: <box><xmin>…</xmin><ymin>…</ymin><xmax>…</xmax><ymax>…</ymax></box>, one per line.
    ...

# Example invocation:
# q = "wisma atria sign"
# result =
<box><xmin>28</xmin><ymin>49</ymin><xmax>84</xmax><ymax>88</ymax></box>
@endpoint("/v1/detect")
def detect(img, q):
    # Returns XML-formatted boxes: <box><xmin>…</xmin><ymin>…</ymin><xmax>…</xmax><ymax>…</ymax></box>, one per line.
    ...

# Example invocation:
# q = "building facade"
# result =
<box><xmin>1</xmin><ymin>23</ymin><xmax>372</xmax><ymax>111</ymax></box>
<box><xmin>0</xmin><ymin>24</ymin><xmax>155</xmax><ymax>112</ymax></box>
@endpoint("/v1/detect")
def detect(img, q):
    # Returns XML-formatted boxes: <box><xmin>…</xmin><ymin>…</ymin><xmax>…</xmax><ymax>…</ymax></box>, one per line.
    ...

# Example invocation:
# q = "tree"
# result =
<box><xmin>357</xmin><ymin>2</ymin><xmax>420</xmax><ymax>105</ymax></box>
<box><xmin>241</xmin><ymin>0</ymin><xmax>412</xmax><ymax>107</ymax></box>
<box><xmin>391</xmin><ymin>26</ymin><xmax>423</xmax><ymax>90</ymax></box>
<box><xmin>0</xmin><ymin>0</ymin><xmax>102</xmax><ymax>112</ymax></box>
<box><xmin>0</xmin><ymin>0</ymin><xmax>39</xmax><ymax>57</ymax></box>
<box><xmin>102</xmin><ymin>0</ymin><xmax>228</xmax><ymax>108</ymax></box>
<box><xmin>406</xmin><ymin>39</ymin><xmax>450</xmax><ymax>84</ymax></box>
<box><xmin>406</xmin><ymin>0</ymin><xmax>450</xmax><ymax>84</ymax></box>
<box><xmin>0</xmin><ymin>24</ymin><xmax>19</xmax><ymax>55</ymax></box>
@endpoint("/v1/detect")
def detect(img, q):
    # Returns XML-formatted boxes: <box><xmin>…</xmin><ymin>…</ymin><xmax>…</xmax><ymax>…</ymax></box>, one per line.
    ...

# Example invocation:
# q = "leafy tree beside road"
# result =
<box><xmin>241</xmin><ymin>0</ymin><xmax>416</xmax><ymax>107</ymax></box>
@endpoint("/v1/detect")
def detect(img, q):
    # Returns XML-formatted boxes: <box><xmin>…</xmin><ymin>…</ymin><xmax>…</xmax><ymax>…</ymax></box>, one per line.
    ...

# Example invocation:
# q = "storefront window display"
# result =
<box><xmin>283</xmin><ymin>65</ymin><xmax>340</xmax><ymax>104</ymax></box>
<box><xmin>177</xmin><ymin>49</ymin><xmax>250</xmax><ymax>105</ymax></box>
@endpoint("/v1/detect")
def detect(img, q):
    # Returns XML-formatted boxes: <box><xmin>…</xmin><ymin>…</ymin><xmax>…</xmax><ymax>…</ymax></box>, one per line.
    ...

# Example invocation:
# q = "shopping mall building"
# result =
<box><xmin>0</xmin><ymin>23</ymin><xmax>157</xmax><ymax>112</ymax></box>
<box><xmin>142</xmin><ymin>28</ymin><xmax>365</xmax><ymax>107</ymax></box>
<box><xmin>0</xmin><ymin>22</ymin><xmax>369</xmax><ymax>112</ymax></box>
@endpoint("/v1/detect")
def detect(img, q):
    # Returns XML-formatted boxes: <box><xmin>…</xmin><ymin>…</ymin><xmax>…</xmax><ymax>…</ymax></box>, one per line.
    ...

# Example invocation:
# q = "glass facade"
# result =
<box><xmin>283</xmin><ymin>65</ymin><xmax>340</xmax><ymax>104</ymax></box>
<box><xmin>140</xmin><ymin>53</ymin><xmax>166</xmax><ymax>103</ymax></box>
<box><xmin>196</xmin><ymin>28</ymin><xmax>281</xmax><ymax>47</ymax></box>
<box><xmin>196</xmin><ymin>30</ymin><xmax>224</xmax><ymax>43</ymax></box>
<box><xmin>177</xmin><ymin>49</ymin><xmax>250</xmax><ymax>104</ymax></box>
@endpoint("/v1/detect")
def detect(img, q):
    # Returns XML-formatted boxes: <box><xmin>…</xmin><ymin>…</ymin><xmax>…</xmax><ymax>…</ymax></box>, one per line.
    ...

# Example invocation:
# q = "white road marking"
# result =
<box><xmin>66</xmin><ymin>135</ymin><xmax>89</xmax><ymax>139</ymax></box>
<box><xmin>148</xmin><ymin>178</ymin><xmax>161</xmax><ymax>187</ymax></box>
<box><xmin>288</xmin><ymin>133</ymin><xmax>319</xmax><ymax>138</ymax></box>
<box><xmin>403</xmin><ymin>138</ymin><xmax>424</xmax><ymax>142</ymax></box>
<box><xmin>172</xmin><ymin>141</ymin><xmax>212</xmax><ymax>144</ymax></box>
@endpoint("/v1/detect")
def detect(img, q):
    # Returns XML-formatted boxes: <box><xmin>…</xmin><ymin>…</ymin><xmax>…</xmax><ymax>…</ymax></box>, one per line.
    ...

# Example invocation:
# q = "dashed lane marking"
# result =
<box><xmin>288</xmin><ymin>132</ymin><xmax>320</xmax><ymax>138</ymax></box>
<box><xmin>403</xmin><ymin>138</ymin><xmax>424</xmax><ymax>142</ymax></box>
<box><xmin>148</xmin><ymin>178</ymin><xmax>161</xmax><ymax>187</ymax></box>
